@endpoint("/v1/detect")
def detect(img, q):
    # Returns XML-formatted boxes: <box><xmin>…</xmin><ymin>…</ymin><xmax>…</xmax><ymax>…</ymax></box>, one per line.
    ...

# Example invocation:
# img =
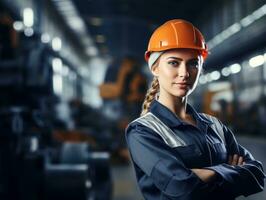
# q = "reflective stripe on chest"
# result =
<box><xmin>132</xmin><ymin>112</ymin><xmax>187</xmax><ymax>147</ymax></box>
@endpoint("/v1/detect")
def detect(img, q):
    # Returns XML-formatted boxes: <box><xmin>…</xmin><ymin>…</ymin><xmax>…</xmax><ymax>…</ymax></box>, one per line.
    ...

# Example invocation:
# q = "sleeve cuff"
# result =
<box><xmin>204</xmin><ymin>164</ymin><xmax>238</xmax><ymax>185</ymax></box>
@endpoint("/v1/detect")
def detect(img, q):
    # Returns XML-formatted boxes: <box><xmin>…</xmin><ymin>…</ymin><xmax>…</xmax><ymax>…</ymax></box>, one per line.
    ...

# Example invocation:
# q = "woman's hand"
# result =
<box><xmin>228</xmin><ymin>154</ymin><xmax>245</xmax><ymax>166</ymax></box>
<box><xmin>191</xmin><ymin>168</ymin><xmax>217</xmax><ymax>183</ymax></box>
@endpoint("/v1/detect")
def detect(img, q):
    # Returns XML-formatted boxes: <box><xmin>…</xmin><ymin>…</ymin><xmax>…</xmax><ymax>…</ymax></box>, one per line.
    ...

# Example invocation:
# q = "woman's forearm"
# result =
<box><xmin>192</xmin><ymin>154</ymin><xmax>245</xmax><ymax>183</ymax></box>
<box><xmin>191</xmin><ymin>168</ymin><xmax>217</xmax><ymax>183</ymax></box>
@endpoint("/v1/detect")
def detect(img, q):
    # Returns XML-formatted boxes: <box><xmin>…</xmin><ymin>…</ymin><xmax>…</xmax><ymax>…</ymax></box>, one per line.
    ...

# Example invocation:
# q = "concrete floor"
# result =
<box><xmin>111</xmin><ymin>162</ymin><xmax>142</xmax><ymax>200</ymax></box>
<box><xmin>111</xmin><ymin>136</ymin><xmax>266</xmax><ymax>200</ymax></box>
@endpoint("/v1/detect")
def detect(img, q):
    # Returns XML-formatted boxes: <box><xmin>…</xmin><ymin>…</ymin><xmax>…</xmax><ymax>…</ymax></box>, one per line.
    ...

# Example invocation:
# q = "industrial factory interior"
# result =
<box><xmin>0</xmin><ymin>0</ymin><xmax>266</xmax><ymax>199</ymax></box>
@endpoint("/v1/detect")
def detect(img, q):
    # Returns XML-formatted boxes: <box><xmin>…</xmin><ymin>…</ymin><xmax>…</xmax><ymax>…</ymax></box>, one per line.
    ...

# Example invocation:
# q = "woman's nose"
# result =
<box><xmin>178</xmin><ymin>63</ymin><xmax>189</xmax><ymax>78</ymax></box>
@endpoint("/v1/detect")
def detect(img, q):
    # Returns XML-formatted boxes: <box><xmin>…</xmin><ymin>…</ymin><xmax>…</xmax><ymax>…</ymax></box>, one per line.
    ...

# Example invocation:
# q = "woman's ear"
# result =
<box><xmin>151</xmin><ymin>64</ymin><xmax>159</xmax><ymax>77</ymax></box>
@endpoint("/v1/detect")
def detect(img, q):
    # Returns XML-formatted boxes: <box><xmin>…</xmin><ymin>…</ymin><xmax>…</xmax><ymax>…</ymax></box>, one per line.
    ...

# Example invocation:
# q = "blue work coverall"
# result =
<box><xmin>125</xmin><ymin>100</ymin><xmax>265</xmax><ymax>200</ymax></box>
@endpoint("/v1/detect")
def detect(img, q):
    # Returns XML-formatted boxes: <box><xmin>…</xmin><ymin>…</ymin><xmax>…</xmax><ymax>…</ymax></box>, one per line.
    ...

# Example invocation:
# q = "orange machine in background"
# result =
<box><xmin>99</xmin><ymin>57</ymin><xmax>146</xmax><ymax>102</ymax></box>
<box><xmin>202</xmin><ymin>84</ymin><xmax>234</xmax><ymax>126</ymax></box>
<box><xmin>99</xmin><ymin>56</ymin><xmax>147</xmax><ymax>163</ymax></box>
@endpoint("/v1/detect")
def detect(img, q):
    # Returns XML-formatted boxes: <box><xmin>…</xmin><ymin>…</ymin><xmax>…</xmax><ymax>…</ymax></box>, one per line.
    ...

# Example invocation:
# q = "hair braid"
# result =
<box><xmin>140</xmin><ymin>77</ymin><xmax>159</xmax><ymax>116</ymax></box>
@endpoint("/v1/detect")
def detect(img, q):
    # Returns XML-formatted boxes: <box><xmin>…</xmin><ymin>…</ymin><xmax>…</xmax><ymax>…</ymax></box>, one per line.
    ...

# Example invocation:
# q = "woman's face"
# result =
<box><xmin>151</xmin><ymin>49</ymin><xmax>202</xmax><ymax>98</ymax></box>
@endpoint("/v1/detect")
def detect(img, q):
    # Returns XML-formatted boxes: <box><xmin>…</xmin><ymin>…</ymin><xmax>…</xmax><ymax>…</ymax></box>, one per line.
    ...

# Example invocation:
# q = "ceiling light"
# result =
<box><xmin>252</xmin><ymin>4</ymin><xmax>266</xmax><ymax>19</ymax></box>
<box><xmin>210</xmin><ymin>71</ymin><xmax>221</xmax><ymax>81</ymax></box>
<box><xmin>23</xmin><ymin>8</ymin><xmax>34</xmax><ymax>27</ymax></box>
<box><xmin>206</xmin><ymin>73</ymin><xmax>213</xmax><ymax>82</ymax></box>
<box><xmin>52</xmin><ymin>37</ymin><xmax>62</xmax><ymax>51</ymax></box>
<box><xmin>208</xmin><ymin>4</ymin><xmax>266</xmax><ymax>49</ymax></box>
<box><xmin>240</xmin><ymin>15</ymin><xmax>254</xmax><ymax>27</ymax></box>
<box><xmin>53</xmin><ymin>74</ymin><xmax>63</xmax><ymax>95</ymax></box>
<box><xmin>249</xmin><ymin>55</ymin><xmax>264</xmax><ymax>67</ymax></box>
<box><xmin>228</xmin><ymin>23</ymin><xmax>241</xmax><ymax>34</ymax></box>
<box><xmin>230</xmin><ymin>63</ymin><xmax>241</xmax><ymax>74</ymax></box>
<box><xmin>199</xmin><ymin>75</ymin><xmax>208</xmax><ymax>84</ymax></box>
<box><xmin>52</xmin><ymin>58</ymin><xmax>63</xmax><ymax>73</ymax></box>
<box><xmin>24</xmin><ymin>27</ymin><xmax>34</xmax><ymax>37</ymax></box>
<box><xmin>221</xmin><ymin>67</ymin><xmax>231</xmax><ymax>76</ymax></box>
<box><xmin>13</xmin><ymin>21</ymin><xmax>24</xmax><ymax>31</ymax></box>
<box><xmin>41</xmin><ymin>33</ymin><xmax>50</xmax><ymax>43</ymax></box>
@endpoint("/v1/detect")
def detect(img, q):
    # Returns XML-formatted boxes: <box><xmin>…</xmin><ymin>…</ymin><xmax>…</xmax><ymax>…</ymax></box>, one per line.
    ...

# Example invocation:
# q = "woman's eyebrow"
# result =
<box><xmin>166</xmin><ymin>57</ymin><xmax>199</xmax><ymax>61</ymax></box>
<box><xmin>166</xmin><ymin>57</ymin><xmax>183</xmax><ymax>61</ymax></box>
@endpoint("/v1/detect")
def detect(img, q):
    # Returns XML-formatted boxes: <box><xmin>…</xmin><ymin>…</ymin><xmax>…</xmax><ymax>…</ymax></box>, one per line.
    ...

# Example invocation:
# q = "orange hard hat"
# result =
<box><xmin>145</xmin><ymin>19</ymin><xmax>208</xmax><ymax>61</ymax></box>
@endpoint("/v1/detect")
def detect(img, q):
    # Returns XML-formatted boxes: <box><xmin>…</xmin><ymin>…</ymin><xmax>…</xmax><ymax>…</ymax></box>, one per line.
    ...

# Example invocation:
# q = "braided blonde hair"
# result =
<box><xmin>140</xmin><ymin>77</ymin><xmax>159</xmax><ymax>116</ymax></box>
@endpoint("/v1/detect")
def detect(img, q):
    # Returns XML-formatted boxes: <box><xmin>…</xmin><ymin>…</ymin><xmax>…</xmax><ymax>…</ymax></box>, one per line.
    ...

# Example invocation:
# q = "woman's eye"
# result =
<box><xmin>168</xmin><ymin>61</ymin><xmax>179</xmax><ymax>66</ymax></box>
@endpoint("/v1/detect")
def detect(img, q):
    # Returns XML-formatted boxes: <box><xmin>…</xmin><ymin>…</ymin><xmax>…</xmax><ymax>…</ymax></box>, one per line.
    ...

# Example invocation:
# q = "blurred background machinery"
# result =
<box><xmin>0</xmin><ymin>0</ymin><xmax>266</xmax><ymax>199</ymax></box>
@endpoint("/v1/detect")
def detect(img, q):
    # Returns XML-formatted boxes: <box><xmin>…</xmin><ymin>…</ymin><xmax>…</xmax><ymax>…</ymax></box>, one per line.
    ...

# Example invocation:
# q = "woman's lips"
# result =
<box><xmin>173</xmin><ymin>82</ymin><xmax>190</xmax><ymax>85</ymax></box>
<box><xmin>173</xmin><ymin>82</ymin><xmax>190</xmax><ymax>88</ymax></box>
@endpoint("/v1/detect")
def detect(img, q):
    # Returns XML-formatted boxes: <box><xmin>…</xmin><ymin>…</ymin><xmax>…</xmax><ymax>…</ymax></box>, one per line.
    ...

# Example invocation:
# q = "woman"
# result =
<box><xmin>125</xmin><ymin>19</ymin><xmax>265</xmax><ymax>200</ymax></box>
